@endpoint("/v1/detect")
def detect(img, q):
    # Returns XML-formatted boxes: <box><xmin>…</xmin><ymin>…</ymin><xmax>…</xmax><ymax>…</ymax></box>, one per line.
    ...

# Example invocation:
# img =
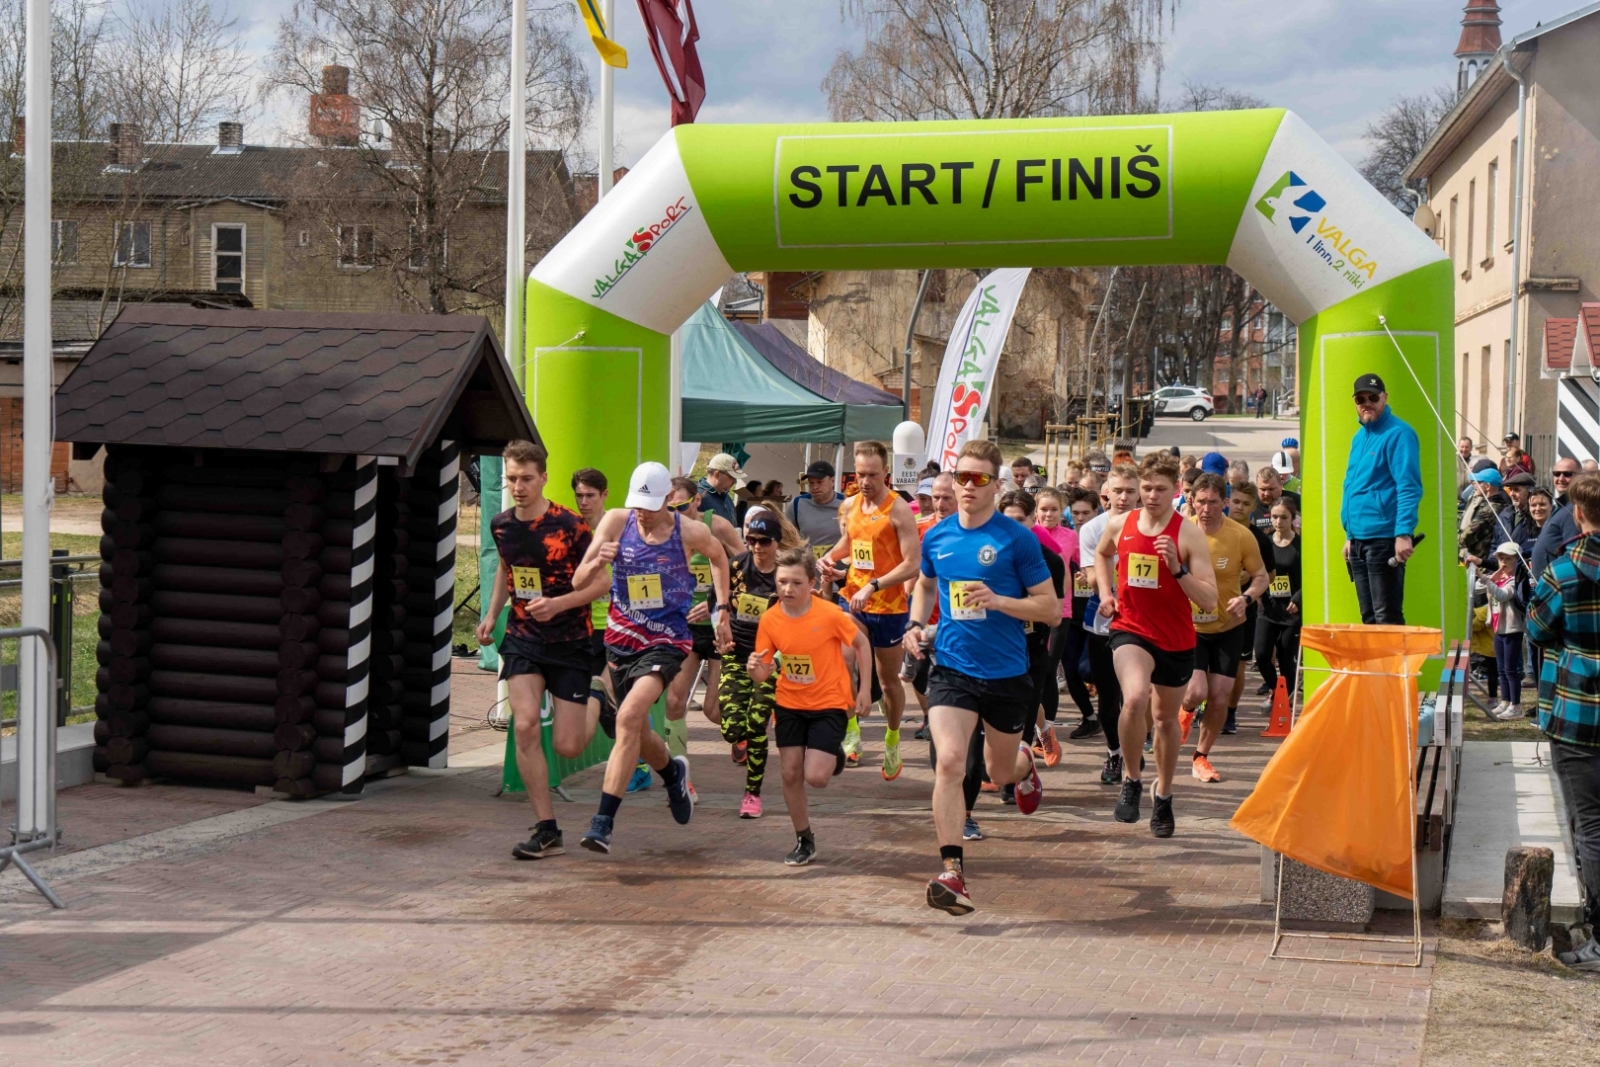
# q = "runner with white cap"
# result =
<box><xmin>571</xmin><ymin>461</ymin><xmax>733</xmax><ymax>853</ymax></box>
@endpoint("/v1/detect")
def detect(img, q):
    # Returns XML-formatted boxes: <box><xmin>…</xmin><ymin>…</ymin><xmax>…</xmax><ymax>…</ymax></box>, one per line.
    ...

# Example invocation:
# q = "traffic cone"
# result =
<box><xmin>1261</xmin><ymin>677</ymin><xmax>1293</xmax><ymax>737</ymax></box>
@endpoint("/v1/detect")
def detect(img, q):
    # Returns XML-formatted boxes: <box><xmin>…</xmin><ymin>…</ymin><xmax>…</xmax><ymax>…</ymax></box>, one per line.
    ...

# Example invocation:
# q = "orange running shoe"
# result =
<box><xmin>1179</xmin><ymin>708</ymin><xmax>1197</xmax><ymax>747</ymax></box>
<box><xmin>980</xmin><ymin>780</ymin><xmax>1000</xmax><ymax>793</ymax></box>
<box><xmin>1191</xmin><ymin>753</ymin><xmax>1222</xmax><ymax>782</ymax></box>
<box><xmin>1039</xmin><ymin>724</ymin><xmax>1062</xmax><ymax>767</ymax></box>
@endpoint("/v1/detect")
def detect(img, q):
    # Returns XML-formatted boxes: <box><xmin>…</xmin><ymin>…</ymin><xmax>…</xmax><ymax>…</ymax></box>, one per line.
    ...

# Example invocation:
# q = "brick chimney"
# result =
<box><xmin>107</xmin><ymin>122</ymin><xmax>143</xmax><ymax>166</ymax></box>
<box><xmin>1455</xmin><ymin>0</ymin><xmax>1502</xmax><ymax>96</ymax></box>
<box><xmin>217</xmin><ymin>121</ymin><xmax>244</xmax><ymax>151</ymax></box>
<box><xmin>309</xmin><ymin>64</ymin><xmax>360</xmax><ymax>146</ymax></box>
<box><xmin>389</xmin><ymin>120</ymin><xmax>424</xmax><ymax>168</ymax></box>
<box><xmin>11</xmin><ymin>116</ymin><xmax>21</xmax><ymax>157</ymax></box>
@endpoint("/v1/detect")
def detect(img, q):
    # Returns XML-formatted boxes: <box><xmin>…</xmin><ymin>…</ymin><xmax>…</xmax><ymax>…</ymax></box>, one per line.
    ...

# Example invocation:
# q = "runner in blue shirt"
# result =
<box><xmin>903</xmin><ymin>439</ymin><xmax>1060</xmax><ymax>915</ymax></box>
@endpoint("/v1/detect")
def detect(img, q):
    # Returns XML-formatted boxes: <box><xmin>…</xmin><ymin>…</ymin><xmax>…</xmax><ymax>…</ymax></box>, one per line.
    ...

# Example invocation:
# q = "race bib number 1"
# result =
<box><xmin>782</xmin><ymin>654</ymin><xmax>816</xmax><ymax>684</ymax></box>
<box><xmin>511</xmin><ymin>566</ymin><xmax>543</xmax><ymax>600</ymax></box>
<box><xmin>851</xmin><ymin>539</ymin><xmax>874</xmax><ymax>572</ymax></box>
<box><xmin>948</xmin><ymin>580</ymin><xmax>987</xmax><ymax>621</ymax></box>
<box><xmin>626</xmin><ymin>573</ymin><xmax>664</xmax><ymax>610</ymax></box>
<box><xmin>1270</xmin><ymin>574</ymin><xmax>1292</xmax><ymax>598</ymax></box>
<box><xmin>1127</xmin><ymin>552</ymin><xmax>1161</xmax><ymax>590</ymax></box>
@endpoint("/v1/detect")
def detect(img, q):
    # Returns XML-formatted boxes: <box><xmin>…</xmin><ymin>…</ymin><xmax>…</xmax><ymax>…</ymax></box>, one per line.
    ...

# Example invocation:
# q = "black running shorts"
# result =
<box><xmin>500</xmin><ymin>634</ymin><xmax>595</xmax><ymax>705</ymax></box>
<box><xmin>607</xmin><ymin>645</ymin><xmax>688</xmax><ymax>707</ymax></box>
<box><xmin>925</xmin><ymin>664</ymin><xmax>1035</xmax><ymax>736</ymax></box>
<box><xmin>1108</xmin><ymin>630</ymin><xmax>1195</xmax><ymax>689</ymax></box>
<box><xmin>1194</xmin><ymin>625</ymin><xmax>1247</xmax><ymax>680</ymax></box>
<box><xmin>774</xmin><ymin>707</ymin><xmax>849</xmax><ymax>755</ymax></box>
<box><xmin>690</xmin><ymin>624</ymin><xmax>722</xmax><ymax>661</ymax></box>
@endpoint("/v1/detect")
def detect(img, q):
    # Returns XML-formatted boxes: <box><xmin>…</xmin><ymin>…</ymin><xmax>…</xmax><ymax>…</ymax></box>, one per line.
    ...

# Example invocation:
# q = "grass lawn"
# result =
<box><xmin>0</xmin><ymin>531</ymin><xmax>106</xmax><ymax>728</ymax></box>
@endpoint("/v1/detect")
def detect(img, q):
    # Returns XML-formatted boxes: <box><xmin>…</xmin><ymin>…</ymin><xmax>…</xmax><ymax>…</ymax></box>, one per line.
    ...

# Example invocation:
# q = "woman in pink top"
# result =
<box><xmin>1029</xmin><ymin>488</ymin><xmax>1099</xmax><ymax>749</ymax></box>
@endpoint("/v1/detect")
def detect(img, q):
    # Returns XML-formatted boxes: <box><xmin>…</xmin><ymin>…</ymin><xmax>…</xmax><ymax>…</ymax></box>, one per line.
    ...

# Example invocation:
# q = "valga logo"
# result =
<box><xmin>591</xmin><ymin>197</ymin><xmax>692</xmax><ymax>299</ymax></box>
<box><xmin>936</xmin><ymin>284</ymin><xmax>1004</xmax><ymax>468</ymax></box>
<box><xmin>1256</xmin><ymin>170</ymin><xmax>1378</xmax><ymax>291</ymax></box>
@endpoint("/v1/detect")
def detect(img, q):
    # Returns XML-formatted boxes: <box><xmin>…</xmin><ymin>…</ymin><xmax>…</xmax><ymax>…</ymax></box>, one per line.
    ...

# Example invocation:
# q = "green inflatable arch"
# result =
<box><xmin>524</xmin><ymin>109</ymin><xmax>1459</xmax><ymax>638</ymax></box>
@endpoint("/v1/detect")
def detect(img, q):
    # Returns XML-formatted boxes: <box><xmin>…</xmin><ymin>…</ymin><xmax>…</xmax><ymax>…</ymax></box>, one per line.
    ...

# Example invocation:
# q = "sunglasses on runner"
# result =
<box><xmin>952</xmin><ymin>471</ymin><xmax>995</xmax><ymax>487</ymax></box>
<box><xmin>745</xmin><ymin>535</ymin><xmax>773</xmax><ymax>546</ymax></box>
<box><xmin>665</xmin><ymin>499</ymin><xmax>693</xmax><ymax>512</ymax></box>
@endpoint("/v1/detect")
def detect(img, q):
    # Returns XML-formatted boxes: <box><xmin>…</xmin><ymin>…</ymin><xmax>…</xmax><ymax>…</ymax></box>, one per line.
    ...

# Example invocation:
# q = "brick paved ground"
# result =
<box><xmin>0</xmin><ymin>677</ymin><xmax>1433</xmax><ymax>1067</ymax></box>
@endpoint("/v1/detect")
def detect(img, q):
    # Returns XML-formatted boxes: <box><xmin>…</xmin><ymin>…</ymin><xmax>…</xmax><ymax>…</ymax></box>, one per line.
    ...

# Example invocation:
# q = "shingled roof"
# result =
<box><xmin>54</xmin><ymin>306</ymin><xmax>536</xmax><ymax>470</ymax></box>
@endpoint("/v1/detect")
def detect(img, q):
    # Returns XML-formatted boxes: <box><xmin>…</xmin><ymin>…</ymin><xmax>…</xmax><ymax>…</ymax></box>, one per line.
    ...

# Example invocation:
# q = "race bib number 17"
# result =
<box><xmin>1127</xmin><ymin>552</ymin><xmax>1161</xmax><ymax>590</ymax></box>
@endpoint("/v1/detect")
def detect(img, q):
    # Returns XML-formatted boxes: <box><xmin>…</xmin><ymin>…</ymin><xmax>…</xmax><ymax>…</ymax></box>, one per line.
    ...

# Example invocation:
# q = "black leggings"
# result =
<box><xmin>1255</xmin><ymin>617</ymin><xmax>1301</xmax><ymax>695</ymax></box>
<box><xmin>1087</xmin><ymin>631</ymin><xmax>1122</xmax><ymax>750</ymax></box>
<box><xmin>1046</xmin><ymin>623</ymin><xmax>1096</xmax><ymax>722</ymax></box>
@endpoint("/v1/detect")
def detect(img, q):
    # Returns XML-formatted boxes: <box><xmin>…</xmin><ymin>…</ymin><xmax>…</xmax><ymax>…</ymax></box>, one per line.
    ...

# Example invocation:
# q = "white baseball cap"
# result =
<box><xmin>625</xmin><ymin>461</ymin><xmax>673</xmax><ymax>510</ymax></box>
<box><xmin>706</xmin><ymin>452</ymin><xmax>748</xmax><ymax>489</ymax></box>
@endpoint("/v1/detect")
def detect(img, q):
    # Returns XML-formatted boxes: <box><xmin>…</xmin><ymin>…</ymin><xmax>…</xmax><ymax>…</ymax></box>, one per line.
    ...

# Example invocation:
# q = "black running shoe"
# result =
<box><xmin>665</xmin><ymin>755</ymin><xmax>694</xmax><ymax>825</ymax></box>
<box><xmin>1100</xmin><ymin>751</ymin><xmax>1123</xmax><ymax>785</ymax></box>
<box><xmin>512</xmin><ymin>825</ymin><xmax>563</xmax><ymax>859</ymax></box>
<box><xmin>579</xmin><ymin>814</ymin><xmax>613</xmax><ymax>854</ymax></box>
<box><xmin>1150</xmin><ymin>793</ymin><xmax>1175</xmax><ymax>838</ymax></box>
<box><xmin>1222</xmin><ymin>707</ymin><xmax>1238</xmax><ymax>735</ymax></box>
<box><xmin>1114</xmin><ymin>778</ymin><xmax>1143</xmax><ymax>823</ymax></box>
<box><xmin>1000</xmin><ymin>783</ymin><xmax>1016</xmax><ymax>806</ymax></box>
<box><xmin>1068</xmin><ymin>718</ymin><xmax>1102</xmax><ymax>740</ymax></box>
<box><xmin>785</xmin><ymin>834</ymin><xmax>816</xmax><ymax>866</ymax></box>
<box><xmin>1254</xmin><ymin>682</ymin><xmax>1272</xmax><ymax>697</ymax></box>
<box><xmin>913</xmin><ymin>722</ymin><xmax>930</xmax><ymax>742</ymax></box>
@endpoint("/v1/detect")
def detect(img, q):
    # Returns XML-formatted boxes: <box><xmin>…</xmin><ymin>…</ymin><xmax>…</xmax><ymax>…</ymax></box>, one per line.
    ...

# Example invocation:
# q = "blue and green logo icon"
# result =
<box><xmin>1255</xmin><ymin>171</ymin><xmax>1325</xmax><ymax>234</ymax></box>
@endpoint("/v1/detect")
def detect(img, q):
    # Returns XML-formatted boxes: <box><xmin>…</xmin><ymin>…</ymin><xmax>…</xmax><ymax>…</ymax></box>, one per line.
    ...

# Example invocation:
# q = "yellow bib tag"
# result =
<box><xmin>948</xmin><ymin>580</ymin><xmax>987</xmax><ymax>621</ymax></box>
<box><xmin>1127</xmin><ymin>552</ymin><xmax>1161</xmax><ymax>590</ymax></box>
<box><xmin>1191</xmin><ymin>600</ymin><xmax>1218</xmax><ymax>624</ymax></box>
<box><xmin>812</xmin><ymin>543</ymin><xmax>829</xmax><ymax>559</ymax></box>
<box><xmin>1270</xmin><ymin>574</ymin><xmax>1292</xmax><ymax>598</ymax></box>
<box><xmin>851</xmin><ymin>538</ymin><xmax>875</xmax><ymax>572</ymax></box>
<box><xmin>782</xmin><ymin>654</ymin><xmax>816</xmax><ymax>684</ymax></box>
<box><xmin>689</xmin><ymin>563</ymin><xmax>713</xmax><ymax>593</ymax></box>
<box><xmin>1072</xmin><ymin>569</ymin><xmax>1093</xmax><ymax>597</ymax></box>
<box><xmin>735</xmin><ymin>593</ymin><xmax>769</xmax><ymax>623</ymax></box>
<box><xmin>511</xmin><ymin>566</ymin><xmax>543</xmax><ymax>600</ymax></box>
<box><xmin>626</xmin><ymin>573</ymin><xmax>664</xmax><ymax>610</ymax></box>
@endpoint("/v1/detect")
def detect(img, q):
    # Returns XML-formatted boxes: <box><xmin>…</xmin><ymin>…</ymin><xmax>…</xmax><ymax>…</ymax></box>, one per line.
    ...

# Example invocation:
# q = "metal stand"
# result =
<box><xmin>2</xmin><ymin>626</ymin><xmax>65</xmax><ymax>908</ymax></box>
<box><xmin>0</xmin><ymin>833</ymin><xmax>65</xmax><ymax>908</ymax></box>
<box><xmin>1268</xmin><ymin>652</ymin><xmax>1424</xmax><ymax>967</ymax></box>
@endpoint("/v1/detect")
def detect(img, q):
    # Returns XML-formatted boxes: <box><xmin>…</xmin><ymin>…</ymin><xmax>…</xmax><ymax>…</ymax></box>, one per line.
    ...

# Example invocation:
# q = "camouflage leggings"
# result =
<box><xmin>717</xmin><ymin>658</ymin><xmax>775</xmax><ymax>797</ymax></box>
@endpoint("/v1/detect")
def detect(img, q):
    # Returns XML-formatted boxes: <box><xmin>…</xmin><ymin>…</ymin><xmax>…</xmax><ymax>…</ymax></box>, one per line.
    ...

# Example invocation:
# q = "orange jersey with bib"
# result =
<box><xmin>838</xmin><ymin>492</ymin><xmax>908</xmax><ymax>614</ymax></box>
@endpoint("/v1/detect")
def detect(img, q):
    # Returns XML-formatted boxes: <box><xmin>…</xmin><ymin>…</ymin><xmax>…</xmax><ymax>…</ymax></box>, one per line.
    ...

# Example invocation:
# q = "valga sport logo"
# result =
<box><xmin>591</xmin><ymin>196</ymin><xmax>693</xmax><ymax>299</ymax></box>
<box><xmin>1256</xmin><ymin>170</ymin><xmax>1378</xmax><ymax>292</ymax></box>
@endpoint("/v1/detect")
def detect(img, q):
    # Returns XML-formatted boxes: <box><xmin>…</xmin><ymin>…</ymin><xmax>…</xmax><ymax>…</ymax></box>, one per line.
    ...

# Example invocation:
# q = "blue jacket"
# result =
<box><xmin>697</xmin><ymin>478</ymin><xmax>739</xmax><ymax>527</ymax></box>
<box><xmin>1340</xmin><ymin>407</ymin><xmax>1422</xmax><ymax>540</ymax></box>
<box><xmin>1532</xmin><ymin>500</ymin><xmax>1580</xmax><ymax>581</ymax></box>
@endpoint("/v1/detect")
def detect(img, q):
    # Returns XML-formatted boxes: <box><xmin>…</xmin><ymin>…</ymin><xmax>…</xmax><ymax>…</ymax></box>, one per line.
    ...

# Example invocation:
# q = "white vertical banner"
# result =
<box><xmin>924</xmin><ymin>268</ymin><xmax>1032</xmax><ymax>469</ymax></box>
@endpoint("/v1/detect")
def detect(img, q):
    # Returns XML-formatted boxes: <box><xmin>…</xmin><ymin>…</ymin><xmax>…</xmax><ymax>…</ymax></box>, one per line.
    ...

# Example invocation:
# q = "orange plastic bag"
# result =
<box><xmin>1231</xmin><ymin>624</ymin><xmax>1440</xmax><ymax>899</ymax></box>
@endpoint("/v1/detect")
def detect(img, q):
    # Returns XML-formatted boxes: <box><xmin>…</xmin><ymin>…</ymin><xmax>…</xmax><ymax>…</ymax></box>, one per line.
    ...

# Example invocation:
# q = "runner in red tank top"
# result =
<box><xmin>1092</xmin><ymin>452</ymin><xmax>1216</xmax><ymax>839</ymax></box>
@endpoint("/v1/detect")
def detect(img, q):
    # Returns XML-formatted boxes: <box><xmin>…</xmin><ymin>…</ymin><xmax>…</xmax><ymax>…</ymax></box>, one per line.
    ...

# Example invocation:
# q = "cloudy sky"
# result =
<box><xmin>245</xmin><ymin>0</ymin><xmax>1588</xmax><ymax>164</ymax></box>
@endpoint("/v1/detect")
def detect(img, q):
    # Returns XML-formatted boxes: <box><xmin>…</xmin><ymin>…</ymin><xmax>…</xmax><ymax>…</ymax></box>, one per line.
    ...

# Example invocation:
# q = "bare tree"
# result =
<box><xmin>268</xmin><ymin>0</ymin><xmax>588</xmax><ymax>313</ymax></box>
<box><xmin>825</xmin><ymin>0</ymin><xmax>1173</xmax><ymax>120</ymax></box>
<box><xmin>54</xmin><ymin>0</ymin><xmax>112</xmax><ymax>140</ymax></box>
<box><xmin>104</xmin><ymin>0</ymin><xmax>254</xmax><ymax>143</ymax></box>
<box><xmin>1359</xmin><ymin>86</ymin><xmax>1455</xmax><ymax>213</ymax></box>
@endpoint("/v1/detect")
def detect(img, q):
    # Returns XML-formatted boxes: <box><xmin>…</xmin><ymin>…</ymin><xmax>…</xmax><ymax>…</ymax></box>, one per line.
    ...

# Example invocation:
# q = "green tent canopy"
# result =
<box><xmin>680</xmin><ymin>302</ymin><xmax>901</xmax><ymax>443</ymax></box>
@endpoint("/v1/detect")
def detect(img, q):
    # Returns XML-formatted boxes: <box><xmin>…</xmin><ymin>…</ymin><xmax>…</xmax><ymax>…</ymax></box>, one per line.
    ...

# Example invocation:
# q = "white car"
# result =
<box><xmin>1151</xmin><ymin>385</ymin><xmax>1215</xmax><ymax>421</ymax></box>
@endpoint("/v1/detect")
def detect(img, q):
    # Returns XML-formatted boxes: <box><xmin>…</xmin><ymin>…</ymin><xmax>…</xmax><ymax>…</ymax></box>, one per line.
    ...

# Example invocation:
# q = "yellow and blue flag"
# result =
<box><xmin>575</xmin><ymin>0</ymin><xmax>628</xmax><ymax>68</ymax></box>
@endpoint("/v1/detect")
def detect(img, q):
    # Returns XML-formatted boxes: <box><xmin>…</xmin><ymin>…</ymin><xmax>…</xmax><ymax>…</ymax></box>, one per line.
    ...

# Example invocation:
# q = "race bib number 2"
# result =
<box><xmin>626</xmin><ymin>573</ymin><xmax>664</xmax><ymax>610</ymax></box>
<box><xmin>511</xmin><ymin>566</ymin><xmax>543</xmax><ymax>600</ymax></box>
<box><xmin>948</xmin><ymin>581</ymin><xmax>987</xmax><ymax>621</ymax></box>
<box><xmin>1127</xmin><ymin>552</ymin><xmax>1162</xmax><ymax>590</ymax></box>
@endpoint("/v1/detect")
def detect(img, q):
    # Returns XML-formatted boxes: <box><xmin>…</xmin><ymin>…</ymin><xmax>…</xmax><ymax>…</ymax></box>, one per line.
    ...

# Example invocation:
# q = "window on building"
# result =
<box><xmin>338</xmin><ymin>224</ymin><xmax>374</xmax><ymax>268</ymax></box>
<box><xmin>1479</xmin><ymin>345</ymin><xmax>1491</xmax><ymax>437</ymax></box>
<box><xmin>114</xmin><ymin>220</ymin><xmax>151</xmax><ymax>268</ymax></box>
<box><xmin>1448</xmin><ymin>196</ymin><xmax>1458</xmax><ymax>268</ymax></box>
<box><xmin>1506</xmin><ymin>139</ymin><xmax>1517</xmax><ymax>253</ymax></box>
<box><xmin>407</xmin><ymin>225</ymin><xmax>447</xmax><ymax>271</ymax></box>
<box><xmin>1484</xmin><ymin>160</ymin><xmax>1497</xmax><ymax>264</ymax></box>
<box><xmin>52</xmin><ymin>220</ymin><xmax>79</xmax><ymax>265</ymax></box>
<box><xmin>1464</xmin><ymin>179</ymin><xmax>1475</xmax><ymax>277</ymax></box>
<box><xmin>212</xmin><ymin>224</ymin><xmax>244</xmax><ymax>293</ymax></box>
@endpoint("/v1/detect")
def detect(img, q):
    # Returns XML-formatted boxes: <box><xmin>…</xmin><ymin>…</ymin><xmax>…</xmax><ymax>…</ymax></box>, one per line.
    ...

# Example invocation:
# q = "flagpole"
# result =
<box><xmin>599</xmin><ymin>0</ymin><xmax>615</xmax><ymax>196</ymax></box>
<box><xmin>496</xmin><ymin>0</ymin><xmax>527</xmax><ymax>729</ymax></box>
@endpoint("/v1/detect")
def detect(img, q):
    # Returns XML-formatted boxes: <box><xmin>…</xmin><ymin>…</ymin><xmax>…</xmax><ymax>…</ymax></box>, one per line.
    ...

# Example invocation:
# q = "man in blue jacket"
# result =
<box><xmin>1341</xmin><ymin>373</ymin><xmax>1422</xmax><ymax>624</ymax></box>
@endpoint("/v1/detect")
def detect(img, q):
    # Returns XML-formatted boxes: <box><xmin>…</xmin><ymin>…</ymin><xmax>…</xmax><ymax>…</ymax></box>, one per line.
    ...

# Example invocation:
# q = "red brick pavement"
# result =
<box><xmin>0</xmin><ymin>688</ymin><xmax>1432</xmax><ymax>1067</ymax></box>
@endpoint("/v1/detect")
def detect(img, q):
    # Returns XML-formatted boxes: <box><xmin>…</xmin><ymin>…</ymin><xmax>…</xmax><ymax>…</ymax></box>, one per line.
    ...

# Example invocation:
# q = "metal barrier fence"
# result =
<box><xmin>0</xmin><ymin>552</ymin><xmax>99</xmax><ymax>730</ymax></box>
<box><xmin>0</xmin><ymin>625</ymin><xmax>64</xmax><ymax>907</ymax></box>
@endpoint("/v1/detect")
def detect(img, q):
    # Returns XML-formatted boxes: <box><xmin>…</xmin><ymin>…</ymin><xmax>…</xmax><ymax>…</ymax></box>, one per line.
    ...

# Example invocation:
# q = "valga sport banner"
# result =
<box><xmin>923</xmin><ymin>268</ymin><xmax>1032</xmax><ymax>470</ymax></box>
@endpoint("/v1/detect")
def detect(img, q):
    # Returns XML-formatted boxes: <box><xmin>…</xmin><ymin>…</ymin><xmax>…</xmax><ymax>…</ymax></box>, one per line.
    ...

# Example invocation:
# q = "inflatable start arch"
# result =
<box><xmin>525</xmin><ymin>109</ymin><xmax>1459</xmax><ymax>637</ymax></box>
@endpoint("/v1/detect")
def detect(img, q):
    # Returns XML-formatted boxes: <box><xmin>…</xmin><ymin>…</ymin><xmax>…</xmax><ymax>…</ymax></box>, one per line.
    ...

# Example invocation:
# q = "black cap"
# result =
<box><xmin>804</xmin><ymin>460</ymin><xmax>835</xmax><ymax>479</ymax></box>
<box><xmin>1503</xmin><ymin>431</ymin><xmax>1521</xmax><ymax>442</ymax></box>
<box><xmin>746</xmin><ymin>514</ymin><xmax>782</xmax><ymax>538</ymax></box>
<box><xmin>1505</xmin><ymin>470</ymin><xmax>1535</xmax><ymax>487</ymax></box>
<box><xmin>1353</xmin><ymin>373</ymin><xmax>1386</xmax><ymax>396</ymax></box>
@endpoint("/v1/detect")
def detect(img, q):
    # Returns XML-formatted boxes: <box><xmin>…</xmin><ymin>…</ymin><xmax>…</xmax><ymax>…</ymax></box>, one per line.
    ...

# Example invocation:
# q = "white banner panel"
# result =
<box><xmin>923</xmin><ymin>268</ymin><xmax>1032</xmax><ymax>470</ymax></box>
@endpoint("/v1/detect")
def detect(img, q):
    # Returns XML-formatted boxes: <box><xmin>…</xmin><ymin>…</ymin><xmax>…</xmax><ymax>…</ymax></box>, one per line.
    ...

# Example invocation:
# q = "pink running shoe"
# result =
<box><xmin>1014</xmin><ymin>743</ymin><xmax>1043</xmax><ymax>815</ymax></box>
<box><xmin>739</xmin><ymin>792</ymin><xmax>763</xmax><ymax>819</ymax></box>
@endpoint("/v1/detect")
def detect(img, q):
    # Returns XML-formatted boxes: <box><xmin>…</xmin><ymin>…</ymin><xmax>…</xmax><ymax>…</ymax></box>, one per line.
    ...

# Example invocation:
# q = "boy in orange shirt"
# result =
<box><xmin>750</xmin><ymin>547</ymin><xmax>872</xmax><ymax>866</ymax></box>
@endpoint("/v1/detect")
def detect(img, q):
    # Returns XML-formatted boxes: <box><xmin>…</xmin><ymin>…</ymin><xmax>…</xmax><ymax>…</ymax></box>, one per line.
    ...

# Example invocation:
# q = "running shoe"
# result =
<box><xmin>665</xmin><ymin>755</ymin><xmax>694</xmax><ymax>825</ymax></box>
<box><xmin>785</xmin><ymin>833</ymin><xmax>816</xmax><ymax>866</ymax></box>
<box><xmin>1100</xmin><ymin>751</ymin><xmax>1123</xmax><ymax>785</ymax></box>
<box><xmin>1179</xmin><ymin>709</ymin><xmax>1196</xmax><ymax>746</ymax></box>
<box><xmin>1558</xmin><ymin>925</ymin><xmax>1600</xmax><ymax>971</ymax></box>
<box><xmin>926</xmin><ymin>865</ymin><xmax>975</xmax><ymax>915</ymax></box>
<box><xmin>512</xmin><ymin>825</ymin><xmax>563</xmax><ymax>860</ymax></box>
<box><xmin>1114</xmin><ymin>777</ymin><xmax>1144</xmax><ymax>823</ymax></box>
<box><xmin>1192</xmin><ymin>753</ymin><xmax>1222</xmax><ymax>782</ymax></box>
<box><xmin>1150</xmin><ymin>793</ymin><xmax>1175</xmax><ymax>838</ymax></box>
<box><xmin>579</xmin><ymin>814</ymin><xmax>613</xmax><ymax>854</ymax></box>
<box><xmin>842</xmin><ymin>718</ymin><xmax>862</xmax><ymax>766</ymax></box>
<box><xmin>1031</xmin><ymin>735</ymin><xmax>1048</xmax><ymax>760</ymax></box>
<box><xmin>739</xmin><ymin>792</ymin><xmax>763</xmax><ymax>819</ymax></box>
<box><xmin>687</xmin><ymin>780</ymin><xmax>698</xmax><ymax>804</ymax></box>
<box><xmin>963</xmin><ymin>817</ymin><xmax>984</xmax><ymax>841</ymax></box>
<box><xmin>1038</xmin><ymin>725</ymin><xmax>1062</xmax><ymax>767</ymax></box>
<box><xmin>731</xmin><ymin>740</ymin><xmax>748</xmax><ymax>764</ymax></box>
<box><xmin>882</xmin><ymin>736</ymin><xmax>903</xmax><ymax>781</ymax></box>
<box><xmin>1143</xmin><ymin>731</ymin><xmax>1154</xmax><ymax>754</ymax></box>
<box><xmin>913</xmin><ymin>722</ymin><xmax>930</xmax><ymax>742</ymax></box>
<box><xmin>1014</xmin><ymin>744</ymin><xmax>1043</xmax><ymax>815</ymax></box>
<box><xmin>1222</xmin><ymin>707</ymin><xmax>1238</xmax><ymax>735</ymax></box>
<box><xmin>980</xmin><ymin>779</ymin><xmax>1000</xmax><ymax>793</ymax></box>
<box><xmin>1000</xmin><ymin>783</ymin><xmax>1016</xmax><ymax>805</ymax></box>
<box><xmin>1068</xmin><ymin>718</ymin><xmax>1102</xmax><ymax>740</ymax></box>
<box><xmin>1255</xmin><ymin>681</ymin><xmax>1272</xmax><ymax>697</ymax></box>
<box><xmin>625</xmin><ymin>762</ymin><xmax>652</xmax><ymax>792</ymax></box>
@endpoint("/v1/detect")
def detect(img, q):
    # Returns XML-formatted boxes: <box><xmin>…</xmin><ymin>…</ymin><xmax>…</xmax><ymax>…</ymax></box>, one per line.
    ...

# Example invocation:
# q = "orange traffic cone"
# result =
<box><xmin>1261</xmin><ymin>677</ymin><xmax>1293</xmax><ymax>737</ymax></box>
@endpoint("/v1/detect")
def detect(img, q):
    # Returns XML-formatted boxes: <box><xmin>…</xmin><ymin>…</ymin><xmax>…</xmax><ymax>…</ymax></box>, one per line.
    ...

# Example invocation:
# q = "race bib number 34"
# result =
<box><xmin>511</xmin><ymin>566</ymin><xmax>543</xmax><ymax>600</ymax></box>
<box><xmin>1127</xmin><ymin>552</ymin><xmax>1161</xmax><ymax>589</ymax></box>
<box><xmin>626</xmin><ymin>573</ymin><xmax>664</xmax><ymax>610</ymax></box>
<box><xmin>948</xmin><ymin>581</ymin><xmax>987</xmax><ymax>621</ymax></box>
<box><xmin>782</xmin><ymin>654</ymin><xmax>816</xmax><ymax>684</ymax></box>
<box><xmin>851</xmin><ymin>539</ymin><xmax>874</xmax><ymax>572</ymax></box>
